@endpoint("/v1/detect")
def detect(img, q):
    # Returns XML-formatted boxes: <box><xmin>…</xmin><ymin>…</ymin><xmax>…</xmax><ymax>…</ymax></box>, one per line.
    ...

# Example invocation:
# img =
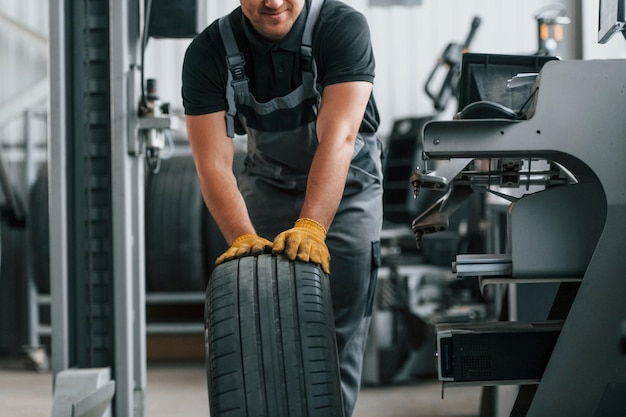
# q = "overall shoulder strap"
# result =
<box><xmin>301</xmin><ymin>0</ymin><xmax>324</xmax><ymax>112</ymax></box>
<box><xmin>302</xmin><ymin>0</ymin><xmax>324</xmax><ymax>47</ymax></box>
<box><xmin>219</xmin><ymin>15</ymin><xmax>248</xmax><ymax>138</ymax></box>
<box><xmin>300</xmin><ymin>0</ymin><xmax>324</xmax><ymax>75</ymax></box>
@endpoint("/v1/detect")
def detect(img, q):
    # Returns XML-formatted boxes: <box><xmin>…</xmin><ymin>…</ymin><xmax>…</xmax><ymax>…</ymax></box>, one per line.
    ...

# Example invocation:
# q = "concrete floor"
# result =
<box><xmin>0</xmin><ymin>359</ymin><xmax>482</xmax><ymax>417</ymax></box>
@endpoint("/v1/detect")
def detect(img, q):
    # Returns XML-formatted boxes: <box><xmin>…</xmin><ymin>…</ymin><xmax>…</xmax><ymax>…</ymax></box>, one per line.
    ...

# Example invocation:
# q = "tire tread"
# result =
<box><xmin>206</xmin><ymin>255</ymin><xmax>343</xmax><ymax>417</ymax></box>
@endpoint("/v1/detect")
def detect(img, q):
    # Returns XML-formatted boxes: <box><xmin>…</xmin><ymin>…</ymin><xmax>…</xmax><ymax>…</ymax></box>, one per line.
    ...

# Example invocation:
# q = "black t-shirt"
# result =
<box><xmin>182</xmin><ymin>0</ymin><xmax>380</xmax><ymax>133</ymax></box>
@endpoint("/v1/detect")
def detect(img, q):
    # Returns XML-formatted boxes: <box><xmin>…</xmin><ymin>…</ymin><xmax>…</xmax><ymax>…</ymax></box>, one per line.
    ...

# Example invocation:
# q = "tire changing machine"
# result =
<box><xmin>412</xmin><ymin>58</ymin><xmax>626</xmax><ymax>416</ymax></box>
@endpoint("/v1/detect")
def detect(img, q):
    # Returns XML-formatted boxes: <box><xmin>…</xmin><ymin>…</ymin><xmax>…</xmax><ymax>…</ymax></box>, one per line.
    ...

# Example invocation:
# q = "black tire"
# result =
<box><xmin>29</xmin><ymin>163</ymin><xmax>50</xmax><ymax>294</ymax></box>
<box><xmin>205</xmin><ymin>254</ymin><xmax>344</xmax><ymax>417</ymax></box>
<box><xmin>146</xmin><ymin>155</ymin><xmax>227</xmax><ymax>292</ymax></box>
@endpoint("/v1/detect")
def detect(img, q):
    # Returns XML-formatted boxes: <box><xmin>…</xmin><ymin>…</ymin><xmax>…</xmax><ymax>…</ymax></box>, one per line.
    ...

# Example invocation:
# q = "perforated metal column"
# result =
<box><xmin>63</xmin><ymin>0</ymin><xmax>115</xmax><ymax>369</ymax></box>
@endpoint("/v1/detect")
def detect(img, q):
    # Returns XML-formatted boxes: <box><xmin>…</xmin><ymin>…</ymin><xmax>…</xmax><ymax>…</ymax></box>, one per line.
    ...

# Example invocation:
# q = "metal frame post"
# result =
<box><xmin>49</xmin><ymin>0</ymin><xmax>70</xmax><ymax>377</ymax></box>
<box><xmin>111</xmin><ymin>0</ymin><xmax>147</xmax><ymax>415</ymax></box>
<box><xmin>49</xmin><ymin>0</ymin><xmax>147</xmax><ymax>415</ymax></box>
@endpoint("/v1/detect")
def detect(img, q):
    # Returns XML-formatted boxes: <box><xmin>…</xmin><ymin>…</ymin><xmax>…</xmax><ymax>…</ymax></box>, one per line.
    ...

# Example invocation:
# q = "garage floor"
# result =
<box><xmin>0</xmin><ymin>359</ymin><xmax>482</xmax><ymax>417</ymax></box>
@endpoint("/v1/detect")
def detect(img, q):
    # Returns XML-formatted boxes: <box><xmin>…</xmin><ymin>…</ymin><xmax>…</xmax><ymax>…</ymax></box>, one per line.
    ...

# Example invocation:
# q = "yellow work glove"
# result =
<box><xmin>272</xmin><ymin>218</ymin><xmax>330</xmax><ymax>274</ymax></box>
<box><xmin>215</xmin><ymin>233</ymin><xmax>273</xmax><ymax>266</ymax></box>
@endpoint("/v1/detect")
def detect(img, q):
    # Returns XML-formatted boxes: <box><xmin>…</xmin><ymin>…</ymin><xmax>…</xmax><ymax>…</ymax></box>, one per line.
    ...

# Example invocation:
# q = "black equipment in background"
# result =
<box><xmin>147</xmin><ymin>0</ymin><xmax>203</xmax><ymax>39</ymax></box>
<box><xmin>598</xmin><ymin>0</ymin><xmax>626</xmax><ymax>43</ymax></box>
<box><xmin>424</xmin><ymin>16</ymin><xmax>481</xmax><ymax>113</ymax></box>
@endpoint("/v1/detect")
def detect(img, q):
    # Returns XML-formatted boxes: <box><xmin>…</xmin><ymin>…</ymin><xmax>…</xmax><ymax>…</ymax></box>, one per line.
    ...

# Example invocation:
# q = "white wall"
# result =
<box><xmin>0</xmin><ymin>0</ymin><xmax>48</xmax><ymax>147</ymax></box>
<box><xmin>360</xmin><ymin>0</ymin><xmax>580</xmax><ymax>129</ymax></box>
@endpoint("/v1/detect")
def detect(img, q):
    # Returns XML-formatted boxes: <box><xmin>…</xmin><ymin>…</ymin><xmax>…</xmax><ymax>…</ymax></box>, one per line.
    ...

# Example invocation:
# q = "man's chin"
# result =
<box><xmin>257</xmin><ymin>25</ymin><xmax>291</xmax><ymax>42</ymax></box>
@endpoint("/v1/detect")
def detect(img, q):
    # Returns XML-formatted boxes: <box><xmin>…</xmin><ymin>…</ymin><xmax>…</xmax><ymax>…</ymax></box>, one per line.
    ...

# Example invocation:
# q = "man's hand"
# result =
<box><xmin>215</xmin><ymin>233</ymin><xmax>273</xmax><ymax>265</ymax></box>
<box><xmin>272</xmin><ymin>218</ymin><xmax>330</xmax><ymax>274</ymax></box>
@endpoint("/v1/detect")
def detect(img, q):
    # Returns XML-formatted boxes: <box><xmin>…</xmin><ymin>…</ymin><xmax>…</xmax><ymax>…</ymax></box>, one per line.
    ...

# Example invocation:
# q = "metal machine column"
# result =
<box><xmin>49</xmin><ymin>0</ymin><xmax>146</xmax><ymax>416</ymax></box>
<box><xmin>50</xmin><ymin>0</ymin><xmax>116</xmax><ymax>370</ymax></box>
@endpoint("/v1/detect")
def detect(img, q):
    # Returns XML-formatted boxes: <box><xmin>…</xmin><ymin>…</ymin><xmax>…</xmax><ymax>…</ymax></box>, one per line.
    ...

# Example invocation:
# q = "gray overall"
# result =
<box><xmin>219</xmin><ymin>1</ymin><xmax>383</xmax><ymax>415</ymax></box>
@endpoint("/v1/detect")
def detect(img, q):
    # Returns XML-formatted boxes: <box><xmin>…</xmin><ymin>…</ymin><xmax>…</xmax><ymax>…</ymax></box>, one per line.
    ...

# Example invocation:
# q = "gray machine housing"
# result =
<box><xmin>412</xmin><ymin>57</ymin><xmax>626</xmax><ymax>416</ymax></box>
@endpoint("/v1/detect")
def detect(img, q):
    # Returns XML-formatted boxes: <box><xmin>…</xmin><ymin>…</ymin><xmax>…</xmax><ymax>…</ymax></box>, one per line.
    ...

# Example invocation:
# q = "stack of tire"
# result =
<box><xmin>145</xmin><ymin>155</ymin><xmax>227</xmax><ymax>292</ymax></box>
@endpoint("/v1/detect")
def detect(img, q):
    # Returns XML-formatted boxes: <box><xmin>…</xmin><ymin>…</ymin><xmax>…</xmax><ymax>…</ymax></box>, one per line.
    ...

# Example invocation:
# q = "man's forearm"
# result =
<box><xmin>186</xmin><ymin>112</ymin><xmax>256</xmax><ymax>245</ymax></box>
<box><xmin>199</xmin><ymin>171</ymin><xmax>256</xmax><ymax>244</ymax></box>
<box><xmin>301</xmin><ymin>82</ymin><xmax>371</xmax><ymax>229</ymax></box>
<box><xmin>299</xmin><ymin>135</ymin><xmax>354</xmax><ymax>230</ymax></box>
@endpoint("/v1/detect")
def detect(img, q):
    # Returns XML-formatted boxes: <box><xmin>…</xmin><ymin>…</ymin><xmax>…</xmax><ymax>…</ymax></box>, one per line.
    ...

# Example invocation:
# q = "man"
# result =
<box><xmin>182</xmin><ymin>0</ymin><xmax>382</xmax><ymax>414</ymax></box>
